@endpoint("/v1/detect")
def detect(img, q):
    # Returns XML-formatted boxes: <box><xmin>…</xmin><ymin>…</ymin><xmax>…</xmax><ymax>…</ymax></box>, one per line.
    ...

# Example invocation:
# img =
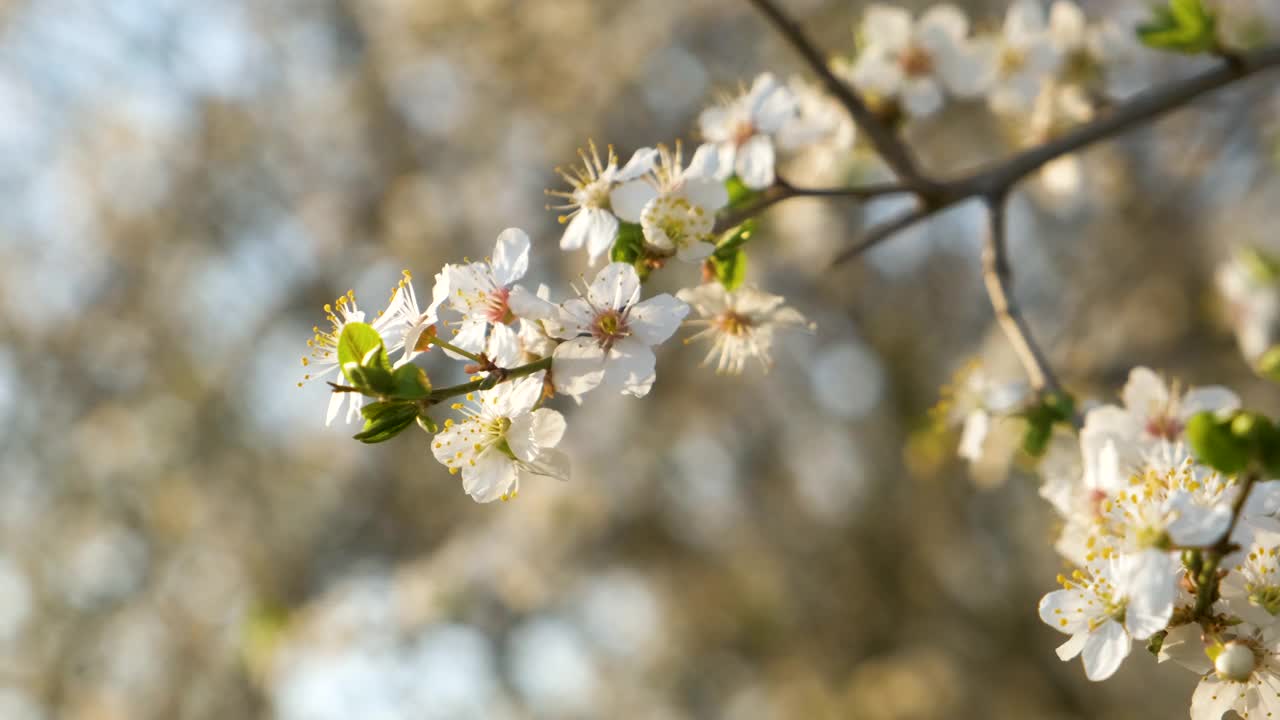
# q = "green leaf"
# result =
<box><xmin>391</xmin><ymin>364</ymin><xmax>431</xmax><ymax>400</ymax></box>
<box><xmin>1258</xmin><ymin>345</ymin><xmax>1280</xmax><ymax>384</ymax></box>
<box><xmin>1020</xmin><ymin>392</ymin><xmax>1076</xmax><ymax>458</ymax></box>
<box><xmin>1187</xmin><ymin>411</ymin><xmax>1250</xmax><ymax>474</ymax></box>
<box><xmin>716</xmin><ymin>218</ymin><xmax>757</xmax><ymax>255</ymax></box>
<box><xmin>710</xmin><ymin>248</ymin><xmax>747</xmax><ymax>291</ymax></box>
<box><xmin>343</xmin><ymin>362</ymin><xmax>395</xmax><ymax>396</ymax></box>
<box><xmin>337</xmin><ymin>322</ymin><xmax>385</xmax><ymax>380</ymax></box>
<box><xmin>610</xmin><ymin>222</ymin><xmax>644</xmax><ymax>264</ymax></box>
<box><xmin>1241</xmin><ymin>247</ymin><xmax>1280</xmax><ymax>285</ymax></box>
<box><xmin>354</xmin><ymin>401</ymin><xmax>418</xmax><ymax>443</ymax></box>
<box><xmin>416</xmin><ymin>414</ymin><xmax>439</xmax><ymax>434</ymax></box>
<box><xmin>1136</xmin><ymin>0</ymin><xmax>1217</xmax><ymax>54</ymax></box>
<box><xmin>724</xmin><ymin>176</ymin><xmax>759</xmax><ymax>208</ymax></box>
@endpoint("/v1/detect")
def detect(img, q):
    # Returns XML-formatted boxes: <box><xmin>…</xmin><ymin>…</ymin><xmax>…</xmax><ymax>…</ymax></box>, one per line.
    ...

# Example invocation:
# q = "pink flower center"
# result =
<box><xmin>1145</xmin><ymin>414</ymin><xmax>1183</xmax><ymax>441</ymax></box>
<box><xmin>591</xmin><ymin>308</ymin><xmax>630</xmax><ymax>351</ymax></box>
<box><xmin>899</xmin><ymin>46</ymin><xmax>934</xmax><ymax>77</ymax></box>
<box><xmin>486</xmin><ymin>287</ymin><xmax>514</xmax><ymax>324</ymax></box>
<box><xmin>730</xmin><ymin>118</ymin><xmax>755</xmax><ymax>147</ymax></box>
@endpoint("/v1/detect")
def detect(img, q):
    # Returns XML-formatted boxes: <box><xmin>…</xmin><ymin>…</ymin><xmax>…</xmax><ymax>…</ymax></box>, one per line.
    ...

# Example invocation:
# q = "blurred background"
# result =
<box><xmin>3</xmin><ymin>0</ymin><xmax>1280</xmax><ymax>717</ymax></box>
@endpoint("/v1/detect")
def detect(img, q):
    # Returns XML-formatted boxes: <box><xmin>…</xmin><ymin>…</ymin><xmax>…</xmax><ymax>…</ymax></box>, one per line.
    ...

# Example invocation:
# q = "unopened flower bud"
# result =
<box><xmin>1215</xmin><ymin>641</ymin><xmax>1256</xmax><ymax>682</ymax></box>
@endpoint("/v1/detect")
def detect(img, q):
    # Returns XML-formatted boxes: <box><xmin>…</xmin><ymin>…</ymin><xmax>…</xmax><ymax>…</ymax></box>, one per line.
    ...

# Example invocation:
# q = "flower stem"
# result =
<box><xmin>425</xmin><ymin>335</ymin><xmax>484</xmax><ymax>363</ymax></box>
<box><xmin>425</xmin><ymin>356</ymin><xmax>552</xmax><ymax>403</ymax></box>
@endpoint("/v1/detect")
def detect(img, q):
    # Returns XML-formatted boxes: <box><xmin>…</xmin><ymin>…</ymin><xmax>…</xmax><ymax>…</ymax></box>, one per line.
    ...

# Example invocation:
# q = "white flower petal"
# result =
<box><xmin>530</xmin><ymin>408</ymin><xmax>566</xmax><ymax>449</ymax></box>
<box><xmin>448</xmin><ymin>317</ymin><xmax>489</xmax><ymax>359</ymax></box>
<box><xmin>615</xmin><ymin>147</ymin><xmax>658</xmax><ymax>182</ymax></box>
<box><xmin>1120</xmin><ymin>550</ymin><xmax>1176</xmax><ymax>640</ymax></box>
<box><xmin>900</xmin><ymin>77</ymin><xmax>943</xmax><ymax>117</ymax></box>
<box><xmin>1166</xmin><ymin>492</ymin><xmax>1233</xmax><ymax>547</ymax></box>
<box><xmin>1039</xmin><ymin>589</ymin><xmax>1093</xmax><ymax>635</ymax></box>
<box><xmin>462</xmin><ymin>450</ymin><xmax>518</xmax><ymax>503</ymax></box>
<box><xmin>505</xmin><ymin>413</ymin><xmax>540</xmax><ymax>463</ymax></box>
<box><xmin>1192</xmin><ymin>675</ymin><xmax>1245</xmax><ymax>720</ymax></box>
<box><xmin>603</xmin><ymin>338</ymin><xmax>657</xmax><ymax>398</ymax></box>
<box><xmin>735</xmin><ymin>134</ymin><xmax>776</xmax><ymax>189</ymax></box>
<box><xmin>1122</xmin><ymin>366</ymin><xmax>1170</xmax><ymax>421</ymax></box>
<box><xmin>918</xmin><ymin>4</ymin><xmax>970</xmax><ymax>42</ymax></box>
<box><xmin>1081</xmin><ymin>620</ymin><xmax>1130</xmax><ymax>681</ymax></box>
<box><xmin>508</xmin><ymin>284</ymin><xmax>558</xmax><ymax>322</ymax></box>
<box><xmin>1180</xmin><ymin>386</ymin><xmax>1242</xmax><ymax>419</ymax></box>
<box><xmin>485</xmin><ymin>322</ymin><xmax>523</xmax><ymax>368</ymax></box>
<box><xmin>1157</xmin><ymin>623</ymin><xmax>1213</xmax><ymax>674</ymax></box>
<box><xmin>1055</xmin><ymin>632</ymin><xmax>1088</xmax><ymax>661</ymax></box>
<box><xmin>675</xmin><ymin>240</ymin><xmax>717</xmax><ymax>263</ymax></box>
<box><xmin>629</xmin><ymin>293</ymin><xmax>689</xmax><ymax>345</ymax></box>
<box><xmin>552</xmin><ymin>337</ymin><xmax>606</xmax><ymax>399</ymax></box>
<box><xmin>862</xmin><ymin>5</ymin><xmax>913</xmax><ymax>50</ymax></box>
<box><xmin>525</xmin><ymin>447</ymin><xmax>571</xmax><ymax>482</ymax></box>
<box><xmin>490</xmin><ymin>228</ymin><xmax>530</xmax><ymax>288</ymax></box>
<box><xmin>609</xmin><ymin>180</ymin><xmax>658</xmax><ymax>223</ymax></box>
<box><xmin>684</xmin><ymin>143</ymin><xmax>722</xmax><ymax>181</ymax></box>
<box><xmin>1004</xmin><ymin>0</ymin><xmax>1047</xmax><ymax>42</ymax></box>
<box><xmin>681</xmin><ymin>178</ymin><xmax>730</xmax><ymax>213</ymax></box>
<box><xmin>958</xmin><ymin>410</ymin><xmax>990</xmax><ymax>461</ymax></box>
<box><xmin>587</xmin><ymin>262</ymin><xmax>641</xmax><ymax>312</ymax></box>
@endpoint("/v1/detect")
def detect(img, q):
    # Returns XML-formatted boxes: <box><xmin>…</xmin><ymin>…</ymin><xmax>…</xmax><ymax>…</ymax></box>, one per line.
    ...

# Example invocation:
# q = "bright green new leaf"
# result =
<box><xmin>391</xmin><ymin>364</ymin><xmax>431</xmax><ymax>400</ymax></box>
<box><xmin>724</xmin><ymin>176</ymin><xmax>760</xmax><ymax>208</ymax></box>
<box><xmin>416</xmin><ymin>414</ymin><xmax>439</xmax><ymax>434</ymax></box>
<box><xmin>611</xmin><ymin>221</ymin><xmax>645</xmax><ymax>265</ymax></box>
<box><xmin>716</xmin><ymin>218</ymin><xmax>756</xmax><ymax>256</ymax></box>
<box><xmin>710</xmin><ymin>248</ymin><xmax>747</xmax><ymax>291</ymax></box>
<box><xmin>337</xmin><ymin>322</ymin><xmax>388</xmax><ymax>383</ymax></box>
<box><xmin>354</xmin><ymin>401</ymin><xmax>418</xmax><ymax>443</ymax></box>
<box><xmin>1258</xmin><ymin>345</ymin><xmax>1280</xmax><ymax>384</ymax></box>
<box><xmin>1186</xmin><ymin>411</ymin><xmax>1250</xmax><ymax>474</ymax></box>
<box><xmin>1020</xmin><ymin>391</ymin><xmax>1076</xmax><ymax>458</ymax></box>
<box><xmin>1136</xmin><ymin>0</ymin><xmax>1217</xmax><ymax>54</ymax></box>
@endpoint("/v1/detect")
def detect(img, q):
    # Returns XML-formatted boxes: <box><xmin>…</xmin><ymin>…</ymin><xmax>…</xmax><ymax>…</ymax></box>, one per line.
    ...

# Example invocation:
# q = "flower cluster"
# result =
<box><xmin>1030</xmin><ymin>367</ymin><xmax>1280</xmax><ymax>718</ymax></box>
<box><xmin>301</xmin><ymin>4</ymin><xmax>1280</xmax><ymax>714</ymax></box>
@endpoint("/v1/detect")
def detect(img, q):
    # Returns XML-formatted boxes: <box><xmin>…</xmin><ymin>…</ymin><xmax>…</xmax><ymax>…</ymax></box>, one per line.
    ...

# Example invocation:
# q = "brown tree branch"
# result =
<box><xmin>743</xmin><ymin>0</ymin><xmax>933</xmax><ymax>190</ymax></box>
<box><xmin>980</xmin><ymin>195</ymin><xmax>1062</xmax><ymax>396</ymax></box>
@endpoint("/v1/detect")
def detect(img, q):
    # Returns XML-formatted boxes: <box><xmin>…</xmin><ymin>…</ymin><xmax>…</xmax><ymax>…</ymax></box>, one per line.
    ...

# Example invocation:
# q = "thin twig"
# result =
<box><xmin>980</xmin><ymin>194</ymin><xmax>1062</xmax><ymax>396</ymax></box>
<box><xmin>714</xmin><ymin>179</ymin><xmax>912</xmax><ymax>233</ymax></box>
<box><xmin>828</xmin><ymin>202</ymin><xmax>933</xmax><ymax>265</ymax></box>
<box><xmin>742</xmin><ymin>0</ymin><xmax>933</xmax><ymax>190</ymax></box>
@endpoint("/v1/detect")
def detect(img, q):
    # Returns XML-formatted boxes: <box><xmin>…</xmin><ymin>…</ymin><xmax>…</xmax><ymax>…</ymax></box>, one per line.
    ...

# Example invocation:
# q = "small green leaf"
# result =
<box><xmin>337</xmin><ymin>322</ymin><xmax>385</xmax><ymax>379</ymax></box>
<box><xmin>1020</xmin><ymin>392</ymin><xmax>1076</xmax><ymax>459</ymax></box>
<box><xmin>1187</xmin><ymin>411</ymin><xmax>1250</xmax><ymax>474</ymax></box>
<box><xmin>710</xmin><ymin>248</ymin><xmax>747</xmax><ymax>291</ymax></box>
<box><xmin>724</xmin><ymin>176</ymin><xmax>760</xmax><ymax>208</ymax></box>
<box><xmin>1021</xmin><ymin>419</ymin><xmax>1053</xmax><ymax>458</ymax></box>
<box><xmin>1241</xmin><ymin>247</ymin><xmax>1280</xmax><ymax>285</ymax></box>
<box><xmin>611</xmin><ymin>222</ymin><xmax>644</xmax><ymax>264</ymax></box>
<box><xmin>343</xmin><ymin>362</ymin><xmax>395</xmax><ymax>396</ymax></box>
<box><xmin>1136</xmin><ymin>0</ymin><xmax>1217</xmax><ymax>54</ymax></box>
<box><xmin>1259</xmin><ymin>346</ymin><xmax>1280</xmax><ymax>384</ymax></box>
<box><xmin>716</xmin><ymin>218</ymin><xmax>757</xmax><ymax>255</ymax></box>
<box><xmin>354</xmin><ymin>401</ymin><xmax>418</xmax><ymax>443</ymax></box>
<box><xmin>391</xmin><ymin>364</ymin><xmax>431</xmax><ymax>400</ymax></box>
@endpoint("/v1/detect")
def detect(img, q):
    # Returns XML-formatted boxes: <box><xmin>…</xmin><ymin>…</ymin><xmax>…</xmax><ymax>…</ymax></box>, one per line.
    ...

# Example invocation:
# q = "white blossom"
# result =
<box><xmin>433</xmin><ymin>228</ymin><xmax>553</xmax><ymax>368</ymax></box>
<box><xmin>379</xmin><ymin>270</ymin><xmax>445</xmax><ymax>368</ymax></box>
<box><xmin>549</xmin><ymin>263</ymin><xmax>687</xmax><ymax>401</ymax></box>
<box><xmin>301</xmin><ymin>290</ymin><xmax>400</xmax><ymax>426</ymax></box>
<box><xmin>1188</xmin><ymin>626</ymin><xmax>1280</xmax><ymax>720</ymax></box>
<box><xmin>975</xmin><ymin>0</ymin><xmax>1063</xmax><ymax>115</ymax></box>
<box><xmin>938</xmin><ymin>363</ymin><xmax>1029</xmax><ymax>463</ymax></box>
<box><xmin>610</xmin><ymin>143</ymin><xmax>729</xmax><ymax>263</ymax></box>
<box><xmin>1039</xmin><ymin>554</ymin><xmax>1175</xmax><ymax>681</ymax></box>
<box><xmin>850</xmin><ymin>4</ymin><xmax>990</xmax><ymax>118</ymax></box>
<box><xmin>547</xmin><ymin>142</ymin><xmax>658</xmax><ymax>262</ymax></box>
<box><xmin>1217</xmin><ymin>248</ymin><xmax>1280</xmax><ymax>363</ymax></box>
<box><xmin>1080</xmin><ymin>367</ymin><xmax>1239</xmax><ymax>481</ymax></box>
<box><xmin>431</xmin><ymin>372</ymin><xmax>568</xmax><ymax>503</ymax></box>
<box><xmin>699</xmin><ymin>73</ymin><xmax>797</xmax><ymax>189</ymax></box>
<box><xmin>675</xmin><ymin>284</ymin><xmax>813</xmax><ymax>375</ymax></box>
